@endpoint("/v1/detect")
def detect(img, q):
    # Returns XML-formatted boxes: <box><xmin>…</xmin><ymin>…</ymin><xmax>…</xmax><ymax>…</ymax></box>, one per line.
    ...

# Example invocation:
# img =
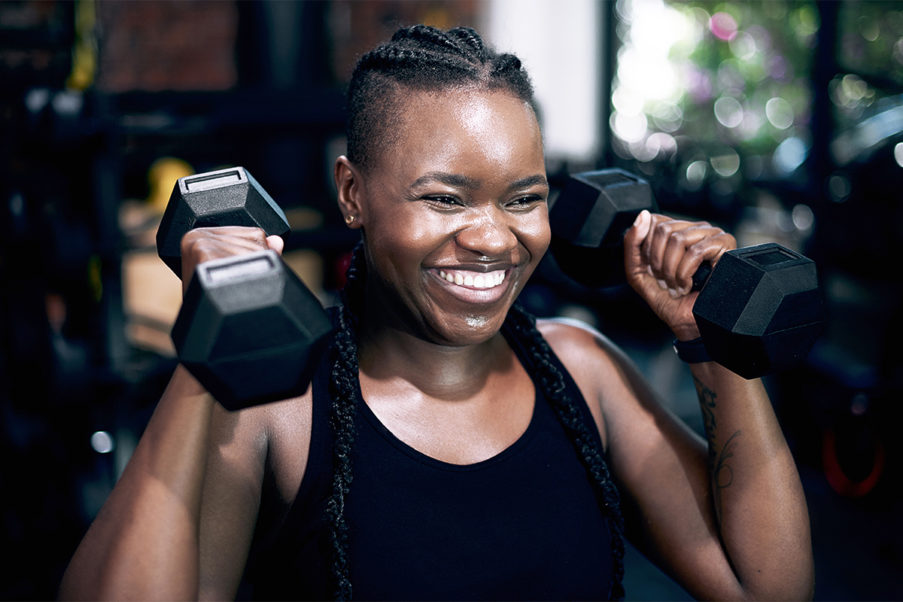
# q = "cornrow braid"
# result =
<box><xmin>345</xmin><ymin>24</ymin><xmax>534</xmax><ymax>172</ymax></box>
<box><xmin>505</xmin><ymin>304</ymin><xmax>626</xmax><ymax>600</ymax></box>
<box><xmin>393</xmin><ymin>24</ymin><xmax>475</xmax><ymax>59</ymax></box>
<box><xmin>446</xmin><ymin>26</ymin><xmax>487</xmax><ymax>56</ymax></box>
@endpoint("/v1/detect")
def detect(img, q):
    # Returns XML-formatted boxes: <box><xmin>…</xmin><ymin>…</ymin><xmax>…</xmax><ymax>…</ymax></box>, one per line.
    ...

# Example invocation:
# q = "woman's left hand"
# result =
<box><xmin>623</xmin><ymin>210</ymin><xmax>736</xmax><ymax>341</ymax></box>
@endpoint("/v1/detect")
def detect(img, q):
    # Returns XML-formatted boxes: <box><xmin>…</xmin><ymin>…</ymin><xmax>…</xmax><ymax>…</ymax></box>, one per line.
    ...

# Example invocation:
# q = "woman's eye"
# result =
<box><xmin>508</xmin><ymin>195</ymin><xmax>543</xmax><ymax>209</ymax></box>
<box><xmin>425</xmin><ymin>195</ymin><xmax>461</xmax><ymax>207</ymax></box>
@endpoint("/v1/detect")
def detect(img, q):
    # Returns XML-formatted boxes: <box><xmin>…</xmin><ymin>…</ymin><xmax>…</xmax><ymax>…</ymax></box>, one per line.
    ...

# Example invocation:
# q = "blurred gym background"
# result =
<box><xmin>1</xmin><ymin>0</ymin><xmax>901</xmax><ymax>599</ymax></box>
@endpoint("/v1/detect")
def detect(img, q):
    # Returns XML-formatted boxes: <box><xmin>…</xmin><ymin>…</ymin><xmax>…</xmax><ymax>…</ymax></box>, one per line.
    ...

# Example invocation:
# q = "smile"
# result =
<box><xmin>437</xmin><ymin>268</ymin><xmax>506</xmax><ymax>290</ymax></box>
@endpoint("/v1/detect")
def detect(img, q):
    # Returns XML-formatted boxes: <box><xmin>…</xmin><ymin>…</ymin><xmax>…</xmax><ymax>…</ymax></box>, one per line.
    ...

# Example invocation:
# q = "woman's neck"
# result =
<box><xmin>357</xmin><ymin>318</ymin><xmax>512</xmax><ymax>401</ymax></box>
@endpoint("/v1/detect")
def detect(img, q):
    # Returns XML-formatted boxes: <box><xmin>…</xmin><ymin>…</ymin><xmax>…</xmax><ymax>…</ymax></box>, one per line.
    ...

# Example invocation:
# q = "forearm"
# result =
<box><xmin>60</xmin><ymin>366</ymin><xmax>215</xmax><ymax>600</ymax></box>
<box><xmin>691</xmin><ymin>361</ymin><xmax>814</xmax><ymax>600</ymax></box>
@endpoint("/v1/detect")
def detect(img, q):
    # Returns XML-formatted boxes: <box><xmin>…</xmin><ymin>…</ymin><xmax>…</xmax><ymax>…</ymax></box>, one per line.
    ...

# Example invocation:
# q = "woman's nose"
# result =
<box><xmin>454</xmin><ymin>207</ymin><xmax>518</xmax><ymax>258</ymax></box>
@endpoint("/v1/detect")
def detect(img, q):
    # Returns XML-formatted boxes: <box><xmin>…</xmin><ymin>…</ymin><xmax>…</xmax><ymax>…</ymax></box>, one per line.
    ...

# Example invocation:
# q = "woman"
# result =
<box><xmin>60</xmin><ymin>25</ymin><xmax>813</xmax><ymax>601</ymax></box>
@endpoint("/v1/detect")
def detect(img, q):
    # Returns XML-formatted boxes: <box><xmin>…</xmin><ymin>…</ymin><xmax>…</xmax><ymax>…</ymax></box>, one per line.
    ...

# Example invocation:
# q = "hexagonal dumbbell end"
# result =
<box><xmin>549</xmin><ymin>168</ymin><xmax>657</xmax><ymax>287</ymax></box>
<box><xmin>156</xmin><ymin>166</ymin><xmax>291</xmax><ymax>277</ymax></box>
<box><xmin>692</xmin><ymin>243</ymin><xmax>826</xmax><ymax>379</ymax></box>
<box><xmin>171</xmin><ymin>249</ymin><xmax>333</xmax><ymax>410</ymax></box>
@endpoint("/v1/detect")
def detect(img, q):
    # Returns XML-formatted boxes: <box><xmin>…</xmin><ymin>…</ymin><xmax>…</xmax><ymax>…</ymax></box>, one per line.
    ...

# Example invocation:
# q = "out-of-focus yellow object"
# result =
<box><xmin>67</xmin><ymin>0</ymin><xmax>98</xmax><ymax>91</ymax></box>
<box><xmin>147</xmin><ymin>157</ymin><xmax>194</xmax><ymax>214</ymax></box>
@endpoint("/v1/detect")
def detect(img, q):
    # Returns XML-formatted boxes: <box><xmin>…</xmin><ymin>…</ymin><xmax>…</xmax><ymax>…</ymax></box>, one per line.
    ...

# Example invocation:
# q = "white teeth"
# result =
<box><xmin>438</xmin><ymin>269</ymin><xmax>506</xmax><ymax>289</ymax></box>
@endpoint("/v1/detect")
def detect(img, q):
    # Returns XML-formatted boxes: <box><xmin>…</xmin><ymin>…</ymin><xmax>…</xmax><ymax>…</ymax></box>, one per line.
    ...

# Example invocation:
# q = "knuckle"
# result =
<box><xmin>652</xmin><ymin>220</ymin><xmax>672</xmax><ymax>237</ymax></box>
<box><xmin>686</xmin><ymin>242</ymin><xmax>706</xmax><ymax>261</ymax></box>
<box><xmin>180</xmin><ymin>230</ymin><xmax>202</xmax><ymax>253</ymax></box>
<box><xmin>666</xmin><ymin>228</ymin><xmax>689</xmax><ymax>248</ymax></box>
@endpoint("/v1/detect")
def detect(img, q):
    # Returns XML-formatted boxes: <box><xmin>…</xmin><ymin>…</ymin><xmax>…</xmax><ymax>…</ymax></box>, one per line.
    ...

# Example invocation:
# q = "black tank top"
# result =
<box><xmin>244</xmin><ymin>316</ymin><xmax>617</xmax><ymax>600</ymax></box>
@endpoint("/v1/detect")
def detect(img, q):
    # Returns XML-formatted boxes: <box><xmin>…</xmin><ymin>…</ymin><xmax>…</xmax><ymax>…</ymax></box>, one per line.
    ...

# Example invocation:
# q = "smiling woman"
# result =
<box><xmin>59</xmin><ymin>24</ymin><xmax>814</xmax><ymax>602</ymax></box>
<box><xmin>336</xmin><ymin>88</ymin><xmax>550</xmax><ymax>346</ymax></box>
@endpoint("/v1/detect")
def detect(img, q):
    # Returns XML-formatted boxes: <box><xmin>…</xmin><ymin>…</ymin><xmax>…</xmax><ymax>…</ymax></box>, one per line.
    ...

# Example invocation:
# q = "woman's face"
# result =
<box><xmin>353</xmin><ymin>87</ymin><xmax>550</xmax><ymax>346</ymax></box>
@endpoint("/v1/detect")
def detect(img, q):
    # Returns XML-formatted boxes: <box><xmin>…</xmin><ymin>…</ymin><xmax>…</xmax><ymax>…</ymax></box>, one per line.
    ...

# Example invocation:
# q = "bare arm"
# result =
<box><xmin>60</xmin><ymin>227</ymin><xmax>286</xmax><ymax>600</ymax></box>
<box><xmin>544</xmin><ymin>209</ymin><xmax>813</xmax><ymax>600</ymax></box>
<box><xmin>613</xmin><ymin>210</ymin><xmax>813</xmax><ymax>600</ymax></box>
<box><xmin>686</xmin><ymin>360</ymin><xmax>813</xmax><ymax>600</ymax></box>
<box><xmin>59</xmin><ymin>366</ymin><xmax>277</xmax><ymax>601</ymax></box>
<box><xmin>543</xmin><ymin>317</ymin><xmax>812</xmax><ymax>601</ymax></box>
<box><xmin>59</xmin><ymin>367</ymin><xmax>219</xmax><ymax>600</ymax></box>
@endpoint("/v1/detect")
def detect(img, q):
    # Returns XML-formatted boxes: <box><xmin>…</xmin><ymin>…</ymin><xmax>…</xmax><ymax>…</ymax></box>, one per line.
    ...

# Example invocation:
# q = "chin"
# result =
<box><xmin>427</xmin><ymin>311</ymin><xmax>508</xmax><ymax>347</ymax></box>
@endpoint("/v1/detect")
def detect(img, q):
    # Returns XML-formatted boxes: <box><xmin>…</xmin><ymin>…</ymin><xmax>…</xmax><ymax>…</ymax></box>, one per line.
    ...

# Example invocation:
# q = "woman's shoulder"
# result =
<box><xmin>536</xmin><ymin>316</ymin><xmax>631</xmax><ymax>372</ymax></box>
<box><xmin>535</xmin><ymin>316</ymin><xmax>645</xmax><ymax>447</ymax></box>
<box><xmin>206</xmin><ymin>384</ymin><xmax>315</xmax><ymax>506</ymax></box>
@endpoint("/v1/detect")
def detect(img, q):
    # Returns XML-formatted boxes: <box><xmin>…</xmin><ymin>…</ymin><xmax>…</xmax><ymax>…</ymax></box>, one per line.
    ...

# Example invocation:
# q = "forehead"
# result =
<box><xmin>374</xmin><ymin>87</ymin><xmax>544</xmax><ymax>179</ymax></box>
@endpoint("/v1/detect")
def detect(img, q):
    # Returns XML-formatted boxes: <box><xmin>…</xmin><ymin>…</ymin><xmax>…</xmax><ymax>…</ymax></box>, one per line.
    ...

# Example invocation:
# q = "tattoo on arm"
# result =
<box><xmin>693</xmin><ymin>376</ymin><xmax>742</xmax><ymax>520</ymax></box>
<box><xmin>695</xmin><ymin>376</ymin><xmax>717</xmax><ymax>452</ymax></box>
<box><xmin>712</xmin><ymin>430</ymin><xmax>742</xmax><ymax>517</ymax></box>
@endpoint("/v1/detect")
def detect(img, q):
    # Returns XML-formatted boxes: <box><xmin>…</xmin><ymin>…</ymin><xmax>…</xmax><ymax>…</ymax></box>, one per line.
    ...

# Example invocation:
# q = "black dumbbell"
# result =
<box><xmin>549</xmin><ymin>168</ymin><xmax>825</xmax><ymax>379</ymax></box>
<box><xmin>156</xmin><ymin>166</ymin><xmax>333</xmax><ymax>410</ymax></box>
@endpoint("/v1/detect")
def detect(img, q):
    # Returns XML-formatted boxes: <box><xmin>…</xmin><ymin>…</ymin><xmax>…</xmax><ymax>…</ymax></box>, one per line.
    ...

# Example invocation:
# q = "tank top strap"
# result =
<box><xmin>501</xmin><ymin>307</ymin><xmax>608</xmax><ymax>455</ymax></box>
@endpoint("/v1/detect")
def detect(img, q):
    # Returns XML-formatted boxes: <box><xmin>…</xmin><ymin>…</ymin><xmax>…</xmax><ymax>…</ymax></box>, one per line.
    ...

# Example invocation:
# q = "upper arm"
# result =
<box><xmin>539</xmin><ymin>318</ymin><xmax>741</xmax><ymax>598</ymax></box>
<box><xmin>196</xmin><ymin>403</ymin><xmax>268</xmax><ymax>600</ymax></box>
<box><xmin>197</xmin><ymin>392</ymin><xmax>313</xmax><ymax>600</ymax></box>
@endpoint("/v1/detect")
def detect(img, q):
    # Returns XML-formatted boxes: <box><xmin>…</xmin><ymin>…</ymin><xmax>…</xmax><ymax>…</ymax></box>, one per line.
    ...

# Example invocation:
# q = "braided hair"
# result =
<box><xmin>345</xmin><ymin>24</ymin><xmax>535</xmax><ymax>172</ymax></box>
<box><xmin>327</xmin><ymin>24</ymin><xmax>625</xmax><ymax>600</ymax></box>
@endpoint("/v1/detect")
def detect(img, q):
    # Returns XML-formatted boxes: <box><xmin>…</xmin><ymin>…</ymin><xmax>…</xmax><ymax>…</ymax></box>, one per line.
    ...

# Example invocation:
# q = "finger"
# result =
<box><xmin>266</xmin><ymin>235</ymin><xmax>285</xmax><ymax>255</ymax></box>
<box><xmin>202</xmin><ymin>225</ymin><xmax>271</xmax><ymax>247</ymax></box>
<box><xmin>676</xmin><ymin>231</ymin><xmax>736</xmax><ymax>291</ymax></box>
<box><xmin>182</xmin><ymin>226</ymin><xmax>270</xmax><ymax>253</ymax></box>
<box><xmin>623</xmin><ymin>209</ymin><xmax>652</xmax><ymax>276</ymax></box>
<box><xmin>660</xmin><ymin>222</ymin><xmax>716</xmax><ymax>291</ymax></box>
<box><xmin>645</xmin><ymin>216</ymin><xmax>693</xmax><ymax>283</ymax></box>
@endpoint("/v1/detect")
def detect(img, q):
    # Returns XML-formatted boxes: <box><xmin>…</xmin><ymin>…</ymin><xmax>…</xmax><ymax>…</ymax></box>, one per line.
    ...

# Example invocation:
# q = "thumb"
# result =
<box><xmin>266</xmin><ymin>235</ymin><xmax>285</xmax><ymax>255</ymax></box>
<box><xmin>623</xmin><ymin>209</ymin><xmax>651</xmax><ymax>273</ymax></box>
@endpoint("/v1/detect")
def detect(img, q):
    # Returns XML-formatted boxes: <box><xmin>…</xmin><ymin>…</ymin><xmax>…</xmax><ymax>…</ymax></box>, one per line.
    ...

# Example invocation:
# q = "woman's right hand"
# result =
<box><xmin>179</xmin><ymin>226</ymin><xmax>285</xmax><ymax>296</ymax></box>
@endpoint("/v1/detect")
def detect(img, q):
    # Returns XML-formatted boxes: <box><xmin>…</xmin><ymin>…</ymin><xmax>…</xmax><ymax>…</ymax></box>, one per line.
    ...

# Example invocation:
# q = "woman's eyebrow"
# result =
<box><xmin>410</xmin><ymin>172</ymin><xmax>480</xmax><ymax>190</ymax></box>
<box><xmin>508</xmin><ymin>174</ymin><xmax>549</xmax><ymax>191</ymax></box>
<box><xmin>409</xmin><ymin>172</ymin><xmax>548</xmax><ymax>191</ymax></box>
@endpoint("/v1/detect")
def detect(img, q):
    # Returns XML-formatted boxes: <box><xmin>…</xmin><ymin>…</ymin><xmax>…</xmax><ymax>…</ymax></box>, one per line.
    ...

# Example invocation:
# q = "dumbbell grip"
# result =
<box><xmin>195</xmin><ymin>250</ymin><xmax>280</xmax><ymax>287</ymax></box>
<box><xmin>690</xmin><ymin>262</ymin><xmax>713</xmax><ymax>292</ymax></box>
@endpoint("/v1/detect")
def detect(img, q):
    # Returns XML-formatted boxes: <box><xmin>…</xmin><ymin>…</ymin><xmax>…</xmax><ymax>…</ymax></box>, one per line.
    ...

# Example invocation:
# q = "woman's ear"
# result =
<box><xmin>335</xmin><ymin>156</ymin><xmax>364</xmax><ymax>229</ymax></box>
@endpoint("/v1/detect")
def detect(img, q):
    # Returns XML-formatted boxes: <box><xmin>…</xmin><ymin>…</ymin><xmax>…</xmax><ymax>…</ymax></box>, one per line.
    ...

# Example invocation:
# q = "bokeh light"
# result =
<box><xmin>611</xmin><ymin>0</ymin><xmax>817</xmax><ymax>181</ymax></box>
<box><xmin>714</xmin><ymin>96</ymin><xmax>744</xmax><ymax>128</ymax></box>
<box><xmin>710</xmin><ymin>148</ymin><xmax>741</xmax><ymax>177</ymax></box>
<box><xmin>773</xmin><ymin>136</ymin><xmax>808</xmax><ymax>174</ymax></box>
<box><xmin>765</xmin><ymin>97</ymin><xmax>794</xmax><ymax>129</ymax></box>
<box><xmin>90</xmin><ymin>431</ymin><xmax>115</xmax><ymax>454</ymax></box>
<box><xmin>710</xmin><ymin>11</ymin><xmax>738</xmax><ymax>41</ymax></box>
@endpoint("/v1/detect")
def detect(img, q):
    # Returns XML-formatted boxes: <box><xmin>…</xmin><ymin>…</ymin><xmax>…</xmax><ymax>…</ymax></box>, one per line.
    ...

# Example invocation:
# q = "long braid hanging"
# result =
<box><xmin>325</xmin><ymin>245</ymin><xmax>365</xmax><ymax>601</ymax></box>
<box><xmin>506</xmin><ymin>304</ymin><xmax>627</xmax><ymax>600</ymax></box>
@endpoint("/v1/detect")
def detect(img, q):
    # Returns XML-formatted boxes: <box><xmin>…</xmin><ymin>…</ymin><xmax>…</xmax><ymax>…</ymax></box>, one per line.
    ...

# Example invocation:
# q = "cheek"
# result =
<box><xmin>521</xmin><ymin>209</ymin><xmax>552</xmax><ymax>260</ymax></box>
<box><xmin>365</xmin><ymin>210</ymin><xmax>454</xmax><ymax>276</ymax></box>
<box><xmin>370</xmin><ymin>210</ymin><xmax>451</xmax><ymax>249</ymax></box>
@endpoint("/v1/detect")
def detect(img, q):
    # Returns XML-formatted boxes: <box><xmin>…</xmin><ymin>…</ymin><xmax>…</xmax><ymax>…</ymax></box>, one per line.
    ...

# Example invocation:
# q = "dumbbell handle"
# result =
<box><xmin>690</xmin><ymin>261</ymin><xmax>713</xmax><ymax>292</ymax></box>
